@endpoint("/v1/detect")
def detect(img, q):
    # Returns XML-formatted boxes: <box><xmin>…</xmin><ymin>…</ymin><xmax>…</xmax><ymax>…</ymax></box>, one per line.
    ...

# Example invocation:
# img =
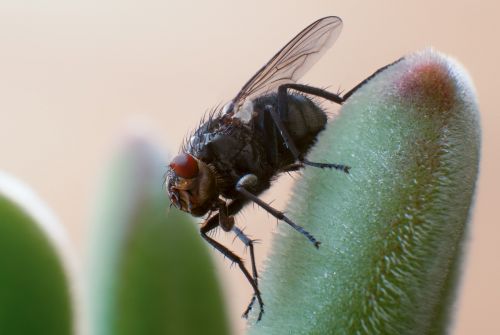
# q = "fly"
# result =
<box><xmin>166</xmin><ymin>16</ymin><xmax>351</xmax><ymax>321</ymax></box>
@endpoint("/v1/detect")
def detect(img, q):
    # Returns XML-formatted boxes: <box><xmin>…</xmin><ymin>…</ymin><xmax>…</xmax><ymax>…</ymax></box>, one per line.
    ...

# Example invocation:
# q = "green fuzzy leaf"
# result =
<box><xmin>89</xmin><ymin>135</ymin><xmax>230</xmax><ymax>335</ymax></box>
<box><xmin>247</xmin><ymin>49</ymin><xmax>480</xmax><ymax>334</ymax></box>
<box><xmin>0</xmin><ymin>173</ymin><xmax>75</xmax><ymax>335</ymax></box>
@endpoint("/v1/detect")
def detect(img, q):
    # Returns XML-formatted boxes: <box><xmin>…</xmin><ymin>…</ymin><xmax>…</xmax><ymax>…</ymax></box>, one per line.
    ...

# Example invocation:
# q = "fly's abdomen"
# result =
<box><xmin>252</xmin><ymin>93</ymin><xmax>328</xmax><ymax>170</ymax></box>
<box><xmin>282</xmin><ymin>94</ymin><xmax>327</xmax><ymax>155</ymax></box>
<box><xmin>285</xmin><ymin>94</ymin><xmax>327</xmax><ymax>137</ymax></box>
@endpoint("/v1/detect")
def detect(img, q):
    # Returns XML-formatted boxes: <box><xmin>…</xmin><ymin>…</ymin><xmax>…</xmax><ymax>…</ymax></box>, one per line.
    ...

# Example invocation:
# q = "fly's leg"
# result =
<box><xmin>232</xmin><ymin>226</ymin><xmax>260</xmax><ymax>318</ymax></box>
<box><xmin>342</xmin><ymin>58</ymin><xmax>404</xmax><ymax>100</ymax></box>
<box><xmin>236</xmin><ymin>174</ymin><xmax>321</xmax><ymax>248</ymax></box>
<box><xmin>218</xmin><ymin>199</ymin><xmax>260</xmax><ymax>318</ymax></box>
<box><xmin>279</xmin><ymin>162</ymin><xmax>304</xmax><ymax>173</ymax></box>
<box><xmin>274</xmin><ymin>84</ymin><xmax>350</xmax><ymax>173</ymax></box>
<box><xmin>201</xmin><ymin>199</ymin><xmax>264</xmax><ymax>321</ymax></box>
<box><xmin>217</xmin><ymin>199</ymin><xmax>235</xmax><ymax>232</ymax></box>
<box><xmin>278</xmin><ymin>83</ymin><xmax>344</xmax><ymax>105</ymax></box>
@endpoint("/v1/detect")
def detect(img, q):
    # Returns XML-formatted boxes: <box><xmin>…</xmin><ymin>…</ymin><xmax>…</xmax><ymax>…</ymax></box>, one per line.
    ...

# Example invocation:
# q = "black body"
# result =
<box><xmin>187</xmin><ymin>93</ymin><xmax>327</xmax><ymax>202</ymax></box>
<box><xmin>166</xmin><ymin>16</ymin><xmax>352</xmax><ymax>321</ymax></box>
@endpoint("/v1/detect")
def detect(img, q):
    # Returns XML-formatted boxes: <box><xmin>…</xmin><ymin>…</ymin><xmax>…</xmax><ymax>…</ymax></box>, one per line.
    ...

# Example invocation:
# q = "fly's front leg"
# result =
<box><xmin>236</xmin><ymin>174</ymin><xmax>321</xmax><ymax>248</ymax></box>
<box><xmin>217</xmin><ymin>199</ymin><xmax>235</xmax><ymax>232</ymax></box>
<box><xmin>232</xmin><ymin>226</ymin><xmax>260</xmax><ymax>318</ymax></box>
<box><xmin>217</xmin><ymin>199</ymin><xmax>260</xmax><ymax>317</ymax></box>
<box><xmin>201</xmin><ymin>200</ymin><xmax>264</xmax><ymax>321</ymax></box>
<box><xmin>273</xmin><ymin>84</ymin><xmax>350</xmax><ymax>173</ymax></box>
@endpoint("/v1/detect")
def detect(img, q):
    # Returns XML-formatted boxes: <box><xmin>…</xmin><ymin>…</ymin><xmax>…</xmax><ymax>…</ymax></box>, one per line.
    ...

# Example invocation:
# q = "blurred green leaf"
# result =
<box><xmin>89</xmin><ymin>135</ymin><xmax>230</xmax><ymax>335</ymax></box>
<box><xmin>0</xmin><ymin>173</ymin><xmax>74</xmax><ymax>335</ymax></box>
<box><xmin>248</xmin><ymin>50</ymin><xmax>480</xmax><ymax>334</ymax></box>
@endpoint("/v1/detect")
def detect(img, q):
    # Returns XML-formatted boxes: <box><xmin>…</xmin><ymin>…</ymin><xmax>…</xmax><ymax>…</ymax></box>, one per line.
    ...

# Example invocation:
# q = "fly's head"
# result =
<box><xmin>166</xmin><ymin>153</ymin><xmax>218</xmax><ymax>217</ymax></box>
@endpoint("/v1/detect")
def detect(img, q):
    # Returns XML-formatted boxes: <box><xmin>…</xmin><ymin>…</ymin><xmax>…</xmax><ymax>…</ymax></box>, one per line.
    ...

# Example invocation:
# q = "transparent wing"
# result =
<box><xmin>228</xmin><ymin>16</ymin><xmax>343</xmax><ymax>115</ymax></box>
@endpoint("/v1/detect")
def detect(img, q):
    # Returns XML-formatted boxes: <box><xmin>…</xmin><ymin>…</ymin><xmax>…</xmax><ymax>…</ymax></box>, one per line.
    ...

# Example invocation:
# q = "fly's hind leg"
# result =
<box><xmin>271</xmin><ymin>83</ymin><xmax>350</xmax><ymax>173</ymax></box>
<box><xmin>235</xmin><ymin>174</ymin><xmax>321</xmax><ymax>248</ymax></box>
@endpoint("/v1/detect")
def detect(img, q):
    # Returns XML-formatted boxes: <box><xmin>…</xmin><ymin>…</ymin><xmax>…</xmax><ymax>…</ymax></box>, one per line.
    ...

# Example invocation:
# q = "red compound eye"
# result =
<box><xmin>169</xmin><ymin>153</ymin><xmax>199</xmax><ymax>178</ymax></box>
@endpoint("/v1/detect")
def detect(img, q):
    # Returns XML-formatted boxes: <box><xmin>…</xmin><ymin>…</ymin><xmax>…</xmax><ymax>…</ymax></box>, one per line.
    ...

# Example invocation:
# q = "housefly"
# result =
<box><xmin>166</xmin><ymin>16</ymin><xmax>350</xmax><ymax>321</ymax></box>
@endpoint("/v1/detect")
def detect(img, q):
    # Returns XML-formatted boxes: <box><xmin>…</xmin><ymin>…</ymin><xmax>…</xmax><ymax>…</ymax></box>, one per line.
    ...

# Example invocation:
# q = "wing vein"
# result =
<box><xmin>227</xmin><ymin>16</ymin><xmax>343</xmax><ymax>115</ymax></box>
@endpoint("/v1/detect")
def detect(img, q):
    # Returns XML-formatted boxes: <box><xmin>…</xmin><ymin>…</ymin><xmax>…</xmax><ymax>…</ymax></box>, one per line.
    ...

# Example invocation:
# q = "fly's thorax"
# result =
<box><xmin>167</xmin><ymin>153</ymin><xmax>219</xmax><ymax>217</ymax></box>
<box><xmin>232</xmin><ymin>100</ymin><xmax>255</xmax><ymax>123</ymax></box>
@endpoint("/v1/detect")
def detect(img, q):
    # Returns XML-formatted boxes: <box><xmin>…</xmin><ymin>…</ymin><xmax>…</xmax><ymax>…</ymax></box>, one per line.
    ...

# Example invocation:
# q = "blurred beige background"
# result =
<box><xmin>1</xmin><ymin>1</ymin><xmax>498</xmax><ymax>334</ymax></box>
